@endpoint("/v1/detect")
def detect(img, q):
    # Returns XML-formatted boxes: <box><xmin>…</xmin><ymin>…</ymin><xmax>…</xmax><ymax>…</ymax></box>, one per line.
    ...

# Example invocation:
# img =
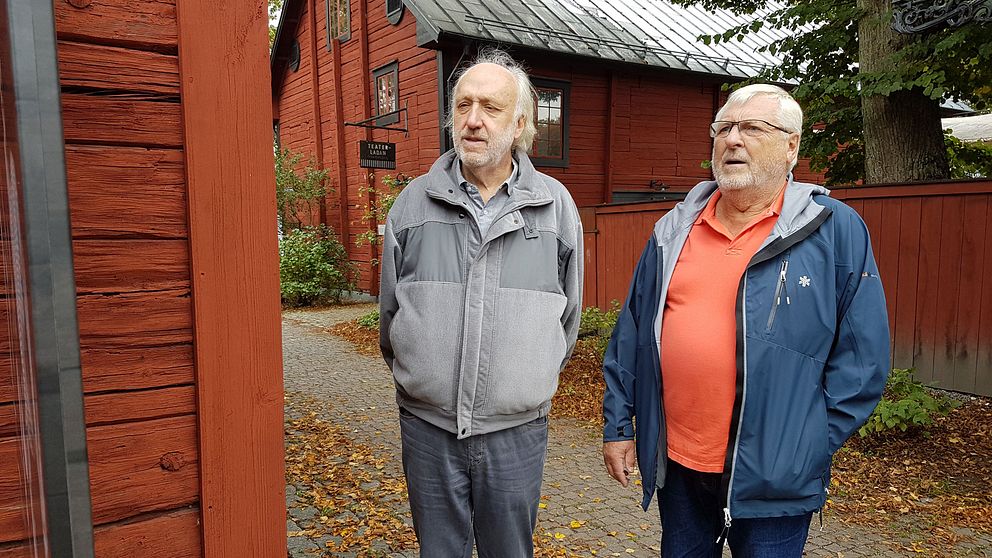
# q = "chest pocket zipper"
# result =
<box><xmin>766</xmin><ymin>258</ymin><xmax>790</xmax><ymax>332</ymax></box>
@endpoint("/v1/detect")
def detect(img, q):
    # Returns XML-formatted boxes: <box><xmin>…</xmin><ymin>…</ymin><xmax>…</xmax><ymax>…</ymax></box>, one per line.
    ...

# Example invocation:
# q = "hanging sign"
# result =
<box><xmin>892</xmin><ymin>0</ymin><xmax>992</xmax><ymax>33</ymax></box>
<box><xmin>359</xmin><ymin>141</ymin><xmax>396</xmax><ymax>170</ymax></box>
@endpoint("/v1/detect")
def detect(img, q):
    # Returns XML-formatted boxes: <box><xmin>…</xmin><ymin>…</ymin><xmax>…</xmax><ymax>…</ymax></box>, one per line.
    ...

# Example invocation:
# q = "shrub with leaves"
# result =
<box><xmin>578</xmin><ymin>302</ymin><xmax>621</xmax><ymax>359</ymax></box>
<box><xmin>356</xmin><ymin>309</ymin><xmax>380</xmax><ymax>330</ymax></box>
<box><xmin>859</xmin><ymin>368</ymin><xmax>959</xmax><ymax>437</ymax></box>
<box><xmin>279</xmin><ymin>224</ymin><xmax>355</xmax><ymax>307</ymax></box>
<box><xmin>356</xmin><ymin>173</ymin><xmax>415</xmax><ymax>248</ymax></box>
<box><xmin>274</xmin><ymin>146</ymin><xmax>330</xmax><ymax>233</ymax></box>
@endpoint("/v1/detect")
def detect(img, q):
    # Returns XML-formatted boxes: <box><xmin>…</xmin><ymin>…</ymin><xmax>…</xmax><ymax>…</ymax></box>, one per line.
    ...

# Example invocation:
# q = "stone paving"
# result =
<box><xmin>283</xmin><ymin>305</ymin><xmax>986</xmax><ymax>558</ymax></box>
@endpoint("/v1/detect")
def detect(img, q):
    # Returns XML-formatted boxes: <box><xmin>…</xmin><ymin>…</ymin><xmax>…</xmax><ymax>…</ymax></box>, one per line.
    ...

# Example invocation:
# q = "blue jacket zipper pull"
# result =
<box><xmin>716</xmin><ymin>507</ymin><xmax>732</xmax><ymax>545</ymax></box>
<box><xmin>779</xmin><ymin>260</ymin><xmax>790</xmax><ymax>305</ymax></box>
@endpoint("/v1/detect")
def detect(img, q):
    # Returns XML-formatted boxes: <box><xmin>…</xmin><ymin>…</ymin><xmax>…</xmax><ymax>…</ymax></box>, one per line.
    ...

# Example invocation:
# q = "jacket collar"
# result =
<box><xmin>424</xmin><ymin>149</ymin><xmax>553</xmax><ymax>207</ymax></box>
<box><xmin>653</xmin><ymin>174</ymin><xmax>830</xmax><ymax>246</ymax></box>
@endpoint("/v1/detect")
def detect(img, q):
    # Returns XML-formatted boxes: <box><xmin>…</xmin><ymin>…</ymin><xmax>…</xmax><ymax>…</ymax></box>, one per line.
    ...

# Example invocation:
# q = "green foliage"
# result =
<box><xmin>275</xmin><ymin>146</ymin><xmax>330</xmax><ymax>233</ymax></box>
<box><xmin>356</xmin><ymin>308</ymin><xmax>380</xmax><ymax>330</ymax></box>
<box><xmin>269</xmin><ymin>0</ymin><xmax>283</xmax><ymax>48</ymax></box>
<box><xmin>671</xmin><ymin>0</ymin><xmax>992</xmax><ymax>185</ymax></box>
<box><xmin>579</xmin><ymin>302</ymin><xmax>621</xmax><ymax>358</ymax></box>
<box><xmin>945</xmin><ymin>135</ymin><xmax>992</xmax><ymax>178</ymax></box>
<box><xmin>279</xmin><ymin>225</ymin><xmax>356</xmax><ymax>307</ymax></box>
<box><xmin>859</xmin><ymin>368</ymin><xmax>959</xmax><ymax>437</ymax></box>
<box><xmin>356</xmin><ymin>173</ymin><xmax>415</xmax><ymax>249</ymax></box>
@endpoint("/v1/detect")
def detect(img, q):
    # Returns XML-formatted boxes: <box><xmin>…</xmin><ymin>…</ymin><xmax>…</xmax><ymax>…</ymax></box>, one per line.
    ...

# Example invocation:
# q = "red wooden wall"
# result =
<box><xmin>274</xmin><ymin>0</ymin><xmax>440</xmax><ymax>292</ymax></box>
<box><xmin>1</xmin><ymin>0</ymin><xmax>284</xmax><ymax>555</ymax></box>
<box><xmin>583</xmin><ymin>180</ymin><xmax>992</xmax><ymax>396</ymax></box>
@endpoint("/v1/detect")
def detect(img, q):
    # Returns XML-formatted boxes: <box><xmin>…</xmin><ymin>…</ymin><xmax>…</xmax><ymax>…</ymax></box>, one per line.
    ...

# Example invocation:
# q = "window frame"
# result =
<box><xmin>373</xmin><ymin>61</ymin><xmax>400</xmax><ymax>126</ymax></box>
<box><xmin>325</xmin><ymin>0</ymin><xmax>351</xmax><ymax>49</ymax></box>
<box><xmin>385</xmin><ymin>0</ymin><xmax>404</xmax><ymax>25</ymax></box>
<box><xmin>529</xmin><ymin>77</ymin><xmax>570</xmax><ymax>168</ymax></box>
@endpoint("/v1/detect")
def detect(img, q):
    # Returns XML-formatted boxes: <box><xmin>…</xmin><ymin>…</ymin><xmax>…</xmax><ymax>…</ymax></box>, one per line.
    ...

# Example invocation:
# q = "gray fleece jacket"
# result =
<box><xmin>379</xmin><ymin>149</ymin><xmax>583</xmax><ymax>439</ymax></box>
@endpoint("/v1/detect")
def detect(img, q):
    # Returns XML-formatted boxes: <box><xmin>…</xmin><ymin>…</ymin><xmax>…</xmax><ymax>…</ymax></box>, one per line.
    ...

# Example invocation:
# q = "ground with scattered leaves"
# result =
<box><xmin>305</xmin><ymin>312</ymin><xmax>991</xmax><ymax>557</ymax></box>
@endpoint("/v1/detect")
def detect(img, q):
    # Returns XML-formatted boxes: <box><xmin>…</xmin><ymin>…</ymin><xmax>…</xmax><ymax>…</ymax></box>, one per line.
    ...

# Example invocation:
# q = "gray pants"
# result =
<box><xmin>398</xmin><ymin>408</ymin><xmax>549</xmax><ymax>558</ymax></box>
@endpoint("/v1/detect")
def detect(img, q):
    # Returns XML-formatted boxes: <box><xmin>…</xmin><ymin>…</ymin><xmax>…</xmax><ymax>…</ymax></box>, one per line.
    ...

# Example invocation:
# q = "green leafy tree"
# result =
<box><xmin>274</xmin><ymin>146</ymin><xmax>329</xmax><ymax>232</ymax></box>
<box><xmin>674</xmin><ymin>0</ymin><xmax>992</xmax><ymax>185</ymax></box>
<box><xmin>269</xmin><ymin>0</ymin><xmax>283</xmax><ymax>48</ymax></box>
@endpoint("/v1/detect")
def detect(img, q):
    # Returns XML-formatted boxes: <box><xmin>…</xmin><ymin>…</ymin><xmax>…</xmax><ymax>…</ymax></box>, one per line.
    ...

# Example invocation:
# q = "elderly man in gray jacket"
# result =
<box><xmin>379</xmin><ymin>48</ymin><xmax>583</xmax><ymax>557</ymax></box>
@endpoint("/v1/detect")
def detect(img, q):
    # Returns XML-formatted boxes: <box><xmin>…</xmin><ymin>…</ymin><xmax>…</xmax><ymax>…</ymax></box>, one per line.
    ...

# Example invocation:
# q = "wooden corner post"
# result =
<box><xmin>176</xmin><ymin>1</ymin><xmax>286</xmax><ymax>555</ymax></box>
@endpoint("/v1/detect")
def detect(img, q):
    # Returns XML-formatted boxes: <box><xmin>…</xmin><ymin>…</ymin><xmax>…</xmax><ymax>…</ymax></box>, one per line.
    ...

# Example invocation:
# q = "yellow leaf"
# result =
<box><xmin>539</xmin><ymin>502</ymin><xmax>547</xmax><ymax>509</ymax></box>
<box><xmin>554</xmin><ymin>532</ymin><xmax>566</xmax><ymax>540</ymax></box>
<box><xmin>570</xmin><ymin>520</ymin><xmax>585</xmax><ymax>529</ymax></box>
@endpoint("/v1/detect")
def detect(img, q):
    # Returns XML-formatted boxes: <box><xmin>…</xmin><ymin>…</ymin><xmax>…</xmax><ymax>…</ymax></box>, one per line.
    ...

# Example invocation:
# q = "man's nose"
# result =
<box><xmin>465</xmin><ymin>104</ymin><xmax>483</xmax><ymax>128</ymax></box>
<box><xmin>723</xmin><ymin>124</ymin><xmax>746</xmax><ymax>147</ymax></box>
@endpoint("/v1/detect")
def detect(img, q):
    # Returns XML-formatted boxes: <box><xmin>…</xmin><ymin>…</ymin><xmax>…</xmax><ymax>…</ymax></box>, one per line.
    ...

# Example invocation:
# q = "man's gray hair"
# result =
<box><xmin>716</xmin><ymin>83</ymin><xmax>803</xmax><ymax>168</ymax></box>
<box><xmin>446</xmin><ymin>47</ymin><xmax>538</xmax><ymax>153</ymax></box>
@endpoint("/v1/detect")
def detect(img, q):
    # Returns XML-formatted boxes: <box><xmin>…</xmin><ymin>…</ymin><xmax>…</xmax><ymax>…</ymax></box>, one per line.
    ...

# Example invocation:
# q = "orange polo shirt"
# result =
<box><xmin>660</xmin><ymin>186</ymin><xmax>785</xmax><ymax>472</ymax></box>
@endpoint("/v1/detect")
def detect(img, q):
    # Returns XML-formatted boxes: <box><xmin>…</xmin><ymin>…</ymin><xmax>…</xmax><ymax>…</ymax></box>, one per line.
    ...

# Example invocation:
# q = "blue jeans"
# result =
<box><xmin>398</xmin><ymin>407</ymin><xmax>548</xmax><ymax>558</ymax></box>
<box><xmin>659</xmin><ymin>459</ymin><xmax>812</xmax><ymax>558</ymax></box>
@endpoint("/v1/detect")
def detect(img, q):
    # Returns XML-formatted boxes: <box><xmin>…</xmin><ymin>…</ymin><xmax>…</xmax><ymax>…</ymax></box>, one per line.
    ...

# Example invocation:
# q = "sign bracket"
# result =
<box><xmin>344</xmin><ymin>101</ymin><xmax>409</xmax><ymax>136</ymax></box>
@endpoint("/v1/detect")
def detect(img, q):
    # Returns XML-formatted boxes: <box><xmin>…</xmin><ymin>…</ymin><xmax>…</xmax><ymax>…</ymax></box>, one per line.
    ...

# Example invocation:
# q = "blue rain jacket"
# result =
<box><xmin>602</xmin><ymin>177</ymin><xmax>890</xmax><ymax>519</ymax></box>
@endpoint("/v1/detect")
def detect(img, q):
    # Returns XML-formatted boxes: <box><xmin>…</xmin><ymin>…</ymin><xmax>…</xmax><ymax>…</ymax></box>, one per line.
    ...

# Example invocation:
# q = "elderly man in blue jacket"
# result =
<box><xmin>601</xmin><ymin>84</ymin><xmax>890</xmax><ymax>557</ymax></box>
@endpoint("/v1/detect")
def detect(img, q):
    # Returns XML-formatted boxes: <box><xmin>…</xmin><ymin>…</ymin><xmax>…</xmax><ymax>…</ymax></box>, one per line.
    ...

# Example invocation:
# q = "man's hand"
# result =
<box><xmin>603</xmin><ymin>440</ymin><xmax>636</xmax><ymax>487</ymax></box>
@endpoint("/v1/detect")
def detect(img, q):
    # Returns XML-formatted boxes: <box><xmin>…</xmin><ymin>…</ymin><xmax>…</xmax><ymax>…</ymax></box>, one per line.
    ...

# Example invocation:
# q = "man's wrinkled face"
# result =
<box><xmin>452</xmin><ymin>64</ymin><xmax>524</xmax><ymax>171</ymax></box>
<box><xmin>711</xmin><ymin>96</ymin><xmax>798</xmax><ymax>192</ymax></box>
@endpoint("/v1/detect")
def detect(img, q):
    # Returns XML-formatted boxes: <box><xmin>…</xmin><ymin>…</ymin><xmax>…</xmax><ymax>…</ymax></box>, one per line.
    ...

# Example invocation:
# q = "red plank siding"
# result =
<box><xmin>177</xmin><ymin>0</ymin><xmax>286</xmax><ymax>554</ymax></box>
<box><xmin>65</xmin><ymin>146</ymin><xmax>187</xmax><ymax>239</ymax></box>
<box><xmin>55</xmin><ymin>0</ymin><xmax>178</xmax><ymax>52</ymax></box>
<box><xmin>57</xmin><ymin>41</ymin><xmax>179</xmax><ymax>95</ymax></box>
<box><xmin>87</xmin><ymin>416</ymin><xmax>199</xmax><ymax>525</ymax></box>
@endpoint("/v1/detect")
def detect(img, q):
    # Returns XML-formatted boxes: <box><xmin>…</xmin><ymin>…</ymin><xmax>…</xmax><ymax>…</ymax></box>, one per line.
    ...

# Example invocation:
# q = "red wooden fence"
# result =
<box><xmin>581</xmin><ymin>179</ymin><xmax>992</xmax><ymax>396</ymax></box>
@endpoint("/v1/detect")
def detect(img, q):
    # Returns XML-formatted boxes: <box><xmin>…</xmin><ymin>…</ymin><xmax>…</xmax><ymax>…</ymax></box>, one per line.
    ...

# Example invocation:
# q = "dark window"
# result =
<box><xmin>530</xmin><ymin>78</ymin><xmax>570</xmax><ymax>168</ymax></box>
<box><xmin>386</xmin><ymin>0</ymin><xmax>404</xmax><ymax>24</ymax></box>
<box><xmin>373</xmin><ymin>62</ymin><xmax>399</xmax><ymax>126</ymax></box>
<box><xmin>273</xmin><ymin>121</ymin><xmax>281</xmax><ymax>149</ymax></box>
<box><xmin>326</xmin><ymin>0</ymin><xmax>351</xmax><ymax>47</ymax></box>
<box><xmin>288</xmin><ymin>40</ymin><xmax>300</xmax><ymax>72</ymax></box>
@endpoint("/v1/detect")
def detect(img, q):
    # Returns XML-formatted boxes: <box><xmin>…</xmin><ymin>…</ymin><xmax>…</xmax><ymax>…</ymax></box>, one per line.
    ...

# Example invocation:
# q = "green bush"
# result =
<box><xmin>279</xmin><ymin>224</ymin><xmax>355</xmax><ymax>307</ymax></box>
<box><xmin>858</xmin><ymin>368</ymin><xmax>959</xmax><ymax>437</ymax></box>
<box><xmin>356</xmin><ymin>309</ymin><xmax>379</xmax><ymax>330</ymax></box>
<box><xmin>579</xmin><ymin>301</ymin><xmax>621</xmax><ymax>358</ymax></box>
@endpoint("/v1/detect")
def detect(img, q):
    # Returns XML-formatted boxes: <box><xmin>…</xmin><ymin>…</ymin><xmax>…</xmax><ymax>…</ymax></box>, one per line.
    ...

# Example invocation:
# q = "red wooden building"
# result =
<box><xmin>269</xmin><ymin>0</ymin><xmax>823</xmax><ymax>293</ymax></box>
<box><xmin>2</xmin><ymin>0</ymin><xmax>284</xmax><ymax>555</ymax></box>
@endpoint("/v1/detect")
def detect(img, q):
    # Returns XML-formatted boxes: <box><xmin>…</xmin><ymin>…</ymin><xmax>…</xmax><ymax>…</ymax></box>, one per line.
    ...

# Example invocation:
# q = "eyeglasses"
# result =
<box><xmin>709</xmin><ymin>119</ymin><xmax>795</xmax><ymax>138</ymax></box>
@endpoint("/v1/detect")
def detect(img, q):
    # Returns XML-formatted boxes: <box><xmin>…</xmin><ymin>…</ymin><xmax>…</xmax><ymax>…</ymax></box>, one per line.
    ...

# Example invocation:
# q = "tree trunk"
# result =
<box><xmin>858</xmin><ymin>0</ymin><xmax>949</xmax><ymax>184</ymax></box>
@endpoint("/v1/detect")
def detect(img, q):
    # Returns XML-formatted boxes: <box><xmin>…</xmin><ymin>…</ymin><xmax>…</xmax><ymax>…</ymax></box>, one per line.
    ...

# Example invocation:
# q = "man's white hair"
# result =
<box><xmin>446</xmin><ymin>47</ymin><xmax>537</xmax><ymax>153</ymax></box>
<box><xmin>716</xmin><ymin>83</ymin><xmax>803</xmax><ymax>168</ymax></box>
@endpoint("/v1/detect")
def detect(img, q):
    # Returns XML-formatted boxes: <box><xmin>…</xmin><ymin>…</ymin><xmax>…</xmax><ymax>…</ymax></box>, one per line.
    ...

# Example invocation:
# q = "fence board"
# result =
<box><xmin>978</xmin><ymin>212</ymin><xmax>992</xmax><ymax>396</ymax></box>
<box><xmin>952</xmin><ymin>197</ymin><xmax>989</xmax><ymax>393</ymax></box>
<box><xmin>932</xmin><ymin>197</ymin><xmax>965</xmax><ymax>389</ymax></box>
<box><xmin>892</xmin><ymin>198</ymin><xmax>921</xmax><ymax>370</ymax></box>
<box><xmin>914</xmin><ymin>197</ymin><xmax>944</xmax><ymax>384</ymax></box>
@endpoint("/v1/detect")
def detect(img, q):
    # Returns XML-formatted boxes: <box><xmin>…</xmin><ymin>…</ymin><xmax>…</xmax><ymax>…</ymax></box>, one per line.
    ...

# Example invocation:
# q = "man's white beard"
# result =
<box><xmin>713</xmin><ymin>149</ymin><xmax>790</xmax><ymax>191</ymax></box>
<box><xmin>455</xmin><ymin>123</ymin><xmax>517</xmax><ymax>170</ymax></box>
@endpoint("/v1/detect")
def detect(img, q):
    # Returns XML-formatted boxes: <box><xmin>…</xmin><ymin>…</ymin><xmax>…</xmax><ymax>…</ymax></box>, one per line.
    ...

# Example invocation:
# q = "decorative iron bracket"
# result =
<box><xmin>892</xmin><ymin>0</ymin><xmax>992</xmax><ymax>33</ymax></box>
<box><xmin>344</xmin><ymin>102</ymin><xmax>409</xmax><ymax>135</ymax></box>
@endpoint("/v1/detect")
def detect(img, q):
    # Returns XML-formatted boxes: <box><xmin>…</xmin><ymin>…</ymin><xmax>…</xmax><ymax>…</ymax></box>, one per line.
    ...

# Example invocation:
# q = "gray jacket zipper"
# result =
<box><xmin>765</xmin><ymin>258</ymin><xmax>791</xmax><ymax>331</ymax></box>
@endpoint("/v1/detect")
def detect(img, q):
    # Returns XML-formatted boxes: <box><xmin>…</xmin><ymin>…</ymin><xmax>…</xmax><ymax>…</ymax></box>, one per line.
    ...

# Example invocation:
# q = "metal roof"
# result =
<box><xmin>943</xmin><ymin>113</ymin><xmax>992</xmax><ymax>142</ymax></box>
<box><xmin>404</xmin><ymin>0</ymin><xmax>799</xmax><ymax>78</ymax></box>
